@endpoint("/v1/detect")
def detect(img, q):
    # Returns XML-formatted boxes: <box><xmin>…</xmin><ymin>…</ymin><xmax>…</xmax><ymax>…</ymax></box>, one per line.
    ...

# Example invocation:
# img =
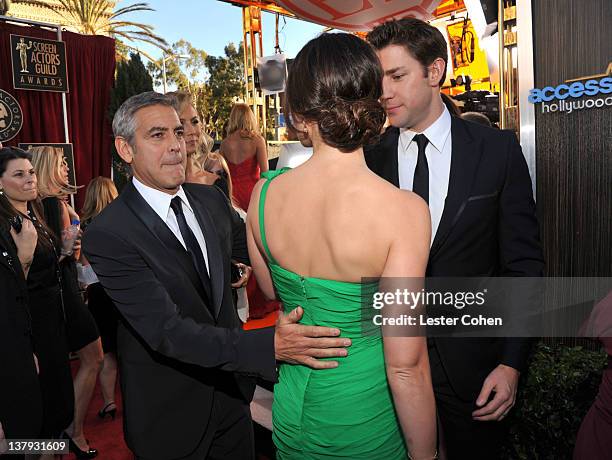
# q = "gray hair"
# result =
<box><xmin>112</xmin><ymin>91</ymin><xmax>179</xmax><ymax>145</ymax></box>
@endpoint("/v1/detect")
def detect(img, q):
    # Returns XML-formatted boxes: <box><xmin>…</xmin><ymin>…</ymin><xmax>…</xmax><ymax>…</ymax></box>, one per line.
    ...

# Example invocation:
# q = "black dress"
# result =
<box><xmin>0</xmin><ymin>229</ymin><xmax>43</xmax><ymax>439</ymax></box>
<box><xmin>25</xmin><ymin>217</ymin><xmax>74</xmax><ymax>438</ymax></box>
<box><xmin>42</xmin><ymin>197</ymin><xmax>99</xmax><ymax>351</ymax></box>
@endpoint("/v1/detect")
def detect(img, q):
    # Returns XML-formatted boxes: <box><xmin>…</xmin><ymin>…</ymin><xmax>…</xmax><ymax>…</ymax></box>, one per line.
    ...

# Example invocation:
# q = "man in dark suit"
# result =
<box><xmin>83</xmin><ymin>92</ymin><xmax>350</xmax><ymax>460</ymax></box>
<box><xmin>366</xmin><ymin>19</ymin><xmax>544</xmax><ymax>459</ymax></box>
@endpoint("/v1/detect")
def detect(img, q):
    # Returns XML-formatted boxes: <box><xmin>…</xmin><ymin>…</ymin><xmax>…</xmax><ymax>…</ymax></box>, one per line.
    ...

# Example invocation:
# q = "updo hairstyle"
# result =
<box><xmin>285</xmin><ymin>32</ymin><xmax>386</xmax><ymax>153</ymax></box>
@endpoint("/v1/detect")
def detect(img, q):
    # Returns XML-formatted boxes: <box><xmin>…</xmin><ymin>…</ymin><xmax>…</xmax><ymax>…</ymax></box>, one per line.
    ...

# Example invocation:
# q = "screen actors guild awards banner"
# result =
<box><xmin>10</xmin><ymin>34</ymin><xmax>69</xmax><ymax>92</ymax></box>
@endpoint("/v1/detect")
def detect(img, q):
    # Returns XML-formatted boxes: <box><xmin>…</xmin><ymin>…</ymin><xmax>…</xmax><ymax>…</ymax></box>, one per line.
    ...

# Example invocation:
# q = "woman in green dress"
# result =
<box><xmin>246</xmin><ymin>33</ymin><xmax>437</xmax><ymax>459</ymax></box>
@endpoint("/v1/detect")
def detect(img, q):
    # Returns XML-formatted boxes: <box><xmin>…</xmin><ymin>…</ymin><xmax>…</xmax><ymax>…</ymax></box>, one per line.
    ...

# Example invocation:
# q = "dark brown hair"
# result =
<box><xmin>285</xmin><ymin>33</ymin><xmax>385</xmax><ymax>153</ymax></box>
<box><xmin>0</xmin><ymin>147</ymin><xmax>55</xmax><ymax>249</ymax></box>
<box><xmin>367</xmin><ymin>18</ymin><xmax>448</xmax><ymax>87</ymax></box>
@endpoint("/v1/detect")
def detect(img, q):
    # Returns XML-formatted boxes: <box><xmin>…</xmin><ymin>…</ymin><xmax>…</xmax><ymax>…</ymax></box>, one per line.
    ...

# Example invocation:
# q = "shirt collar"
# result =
<box><xmin>132</xmin><ymin>176</ymin><xmax>192</xmax><ymax>221</ymax></box>
<box><xmin>399</xmin><ymin>105</ymin><xmax>452</xmax><ymax>153</ymax></box>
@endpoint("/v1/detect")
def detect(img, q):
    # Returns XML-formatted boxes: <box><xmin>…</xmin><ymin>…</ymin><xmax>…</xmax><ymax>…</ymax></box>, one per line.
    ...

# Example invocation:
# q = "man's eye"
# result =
<box><xmin>176</xmin><ymin>130</ymin><xmax>185</xmax><ymax>138</ymax></box>
<box><xmin>392</xmin><ymin>74</ymin><xmax>404</xmax><ymax>81</ymax></box>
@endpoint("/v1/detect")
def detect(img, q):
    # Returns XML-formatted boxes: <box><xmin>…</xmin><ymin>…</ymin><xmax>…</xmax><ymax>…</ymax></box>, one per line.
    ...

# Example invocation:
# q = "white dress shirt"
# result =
<box><xmin>132</xmin><ymin>176</ymin><xmax>210</xmax><ymax>274</ymax></box>
<box><xmin>398</xmin><ymin>106</ymin><xmax>452</xmax><ymax>242</ymax></box>
<box><xmin>276</xmin><ymin>142</ymin><xmax>313</xmax><ymax>169</ymax></box>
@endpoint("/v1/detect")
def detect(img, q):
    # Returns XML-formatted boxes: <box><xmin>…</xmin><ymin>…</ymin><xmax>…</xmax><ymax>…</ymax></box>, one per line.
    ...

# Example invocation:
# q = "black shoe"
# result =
<box><xmin>98</xmin><ymin>401</ymin><xmax>117</xmax><ymax>420</ymax></box>
<box><xmin>63</xmin><ymin>432</ymin><xmax>98</xmax><ymax>459</ymax></box>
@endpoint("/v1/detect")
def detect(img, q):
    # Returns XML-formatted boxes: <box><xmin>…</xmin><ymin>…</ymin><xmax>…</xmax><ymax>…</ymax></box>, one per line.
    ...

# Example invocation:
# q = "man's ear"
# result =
<box><xmin>427</xmin><ymin>57</ymin><xmax>446</xmax><ymax>87</ymax></box>
<box><xmin>115</xmin><ymin>137</ymin><xmax>134</xmax><ymax>164</ymax></box>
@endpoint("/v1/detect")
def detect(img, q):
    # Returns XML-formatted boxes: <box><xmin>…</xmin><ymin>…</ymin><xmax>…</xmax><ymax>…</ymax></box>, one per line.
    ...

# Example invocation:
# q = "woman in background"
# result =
<box><xmin>168</xmin><ymin>91</ymin><xmax>230</xmax><ymax>197</ymax></box>
<box><xmin>221</xmin><ymin>105</ymin><xmax>278</xmax><ymax>319</ymax></box>
<box><xmin>30</xmin><ymin>146</ymin><xmax>101</xmax><ymax>459</ymax></box>
<box><xmin>0</xmin><ymin>147</ymin><xmax>43</xmax><ymax>446</ymax></box>
<box><xmin>574</xmin><ymin>291</ymin><xmax>612</xmax><ymax>460</ymax></box>
<box><xmin>80</xmin><ymin>177</ymin><xmax>120</xmax><ymax>423</ymax></box>
<box><xmin>0</xmin><ymin>147</ymin><xmax>74</xmax><ymax>451</ymax></box>
<box><xmin>220</xmin><ymin>103</ymin><xmax>268</xmax><ymax>211</ymax></box>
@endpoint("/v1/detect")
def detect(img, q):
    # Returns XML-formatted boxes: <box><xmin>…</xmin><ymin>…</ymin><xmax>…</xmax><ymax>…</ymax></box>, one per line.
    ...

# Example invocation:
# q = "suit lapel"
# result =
<box><xmin>184</xmin><ymin>187</ymin><xmax>224</xmax><ymax>319</ymax></box>
<box><xmin>121</xmin><ymin>182</ymin><xmax>212</xmax><ymax>309</ymax></box>
<box><xmin>430</xmin><ymin>117</ymin><xmax>484</xmax><ymax>259</ymax></box>
<box><xmin>366</xmin><ymin>127</ymin><xmax>400</xmax><ymax>187</ymax></box>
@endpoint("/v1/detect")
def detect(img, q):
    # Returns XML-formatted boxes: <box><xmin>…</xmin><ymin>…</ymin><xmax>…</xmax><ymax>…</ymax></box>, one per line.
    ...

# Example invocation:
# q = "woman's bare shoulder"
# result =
<box><xmin>362</xmin><ymin>172</ymin><xmax>431</xmax><ymax>236</ymax></box>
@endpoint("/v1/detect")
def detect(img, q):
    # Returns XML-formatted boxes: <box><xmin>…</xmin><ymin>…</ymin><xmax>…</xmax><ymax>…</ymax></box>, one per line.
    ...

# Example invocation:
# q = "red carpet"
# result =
<box><xmin>69</xmin><ymin>360</ymin><xmax>131</xmax><ymax>460</ymax></box>
<box><xmin>244</xmin><ymin>310</ymin><xmax>279</xmax><ymax>330</ymax></box>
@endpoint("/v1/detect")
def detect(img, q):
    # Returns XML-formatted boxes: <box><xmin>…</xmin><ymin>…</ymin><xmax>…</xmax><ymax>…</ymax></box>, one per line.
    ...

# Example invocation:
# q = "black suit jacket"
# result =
<box><xmin>83</xmin><ymin>182</ymin><xmax>276</xmax><ymax>459</ymax></box>
<box><xmin>365</xmin><ymin>117</ymin><xmax>544</xmax><ymax>401</ymax></box>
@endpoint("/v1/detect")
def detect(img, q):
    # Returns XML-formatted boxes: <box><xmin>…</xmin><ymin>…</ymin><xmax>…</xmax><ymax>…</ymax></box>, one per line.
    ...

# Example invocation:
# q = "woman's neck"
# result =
<box><xmin>8</xmin><ymin>198</ymin><xmax>28</xmax><ymax>215</ymax></box>
<box><xmin>185</xmin><ymin>154</ymin><xmax>197</xmax><ymax>177</ymax></box>
<box><xmin>185</xmin><ymin>155</ymin><xmax>218</xmax><ymax>185</ymax></box>
<box><xmin>309</xmin><ymin>142</ymin><xmax>367</xmax><ymax>170</ymax></box>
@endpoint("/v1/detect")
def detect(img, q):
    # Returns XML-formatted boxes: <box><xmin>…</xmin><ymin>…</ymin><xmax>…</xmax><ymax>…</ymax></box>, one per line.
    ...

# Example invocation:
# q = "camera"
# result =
<box><xmin>9</xmin><ymin>215</ymin><xmax>23</xmax><ymax>234</ymax></box>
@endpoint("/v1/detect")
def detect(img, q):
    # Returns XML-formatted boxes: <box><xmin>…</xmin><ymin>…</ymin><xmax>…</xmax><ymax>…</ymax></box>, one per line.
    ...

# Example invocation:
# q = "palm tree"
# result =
<box><xmin>8</xmin><ymin>0</ymin><xmax>167</xmax><ymax>60</ymax></box>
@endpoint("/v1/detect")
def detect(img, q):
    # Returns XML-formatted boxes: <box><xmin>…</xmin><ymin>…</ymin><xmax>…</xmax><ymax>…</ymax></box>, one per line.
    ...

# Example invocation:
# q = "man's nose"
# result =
<box><xmin>381</xmin><ymin>78</ymin><xmax>392</xmax><ymax>102</ymax></box>
<box><xmin>169</xmin><ymin>134</ymin><xmax>182</xmax><ymax>151</ymax></box>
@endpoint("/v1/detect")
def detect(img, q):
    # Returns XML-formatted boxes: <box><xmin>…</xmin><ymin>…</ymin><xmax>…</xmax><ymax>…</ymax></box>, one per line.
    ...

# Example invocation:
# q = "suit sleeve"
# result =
<box><xmin>230</xmin><ymin>205</ymin><xmax>250</xmax><ymax>265</ymax></box>
<box><xmin>82</xmin><ymin>225</ymin><xmax>276</xmax><ymax>381</ymax></box>
<box><xmin>498</xmin><ymin>132</ymin><xmax>545</xmax><ymax>372</ymax></box>
<box><xmin>211</xmin><ymin>184</ymin><xmax>250</xmax><ymax>265</ymax></box>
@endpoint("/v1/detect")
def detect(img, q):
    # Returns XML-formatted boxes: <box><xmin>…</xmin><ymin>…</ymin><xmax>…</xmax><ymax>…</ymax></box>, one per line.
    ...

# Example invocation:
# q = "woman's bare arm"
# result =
<box><xmin>256</xmin><ymin>135</ymin><xmax>269</xmax><ymax>173</ymax></box>
<box><xmin>380</xmin><ymin>193</ymin><xmax>437</xmax><ymax>460</ymax></box>
<box><xmin>246</xmin><ymin>180</ymin><xmax>276</xmax><ymax>299</ymax></box>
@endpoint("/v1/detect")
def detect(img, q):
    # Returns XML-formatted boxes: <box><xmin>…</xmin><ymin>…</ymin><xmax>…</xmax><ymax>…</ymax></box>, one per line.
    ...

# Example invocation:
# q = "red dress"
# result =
<box><xmin>228</xmin><ymin>155</ymin><xmax>260</xmax><ymax>212</ymax></box>
<box><xmin>228</xmin><ymin>155</ymin><xmax>280</xmax><ymax>319</ymax></box>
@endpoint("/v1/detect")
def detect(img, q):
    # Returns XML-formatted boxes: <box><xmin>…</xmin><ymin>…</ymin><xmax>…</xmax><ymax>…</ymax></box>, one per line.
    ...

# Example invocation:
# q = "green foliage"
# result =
<box><xmin>109</xmin><ymin>53</ymin><xmax>153</xmax><ymax>191</ymax></box>
<box><xmin>204</xmin><ymin>42</ymin><xmax>244</xmax><ymax>138</ymax></box>
<box><xmin>146</xmin><ymin>40</ymin><xmax>244</xmax><ymax>140</ymax></box>
<box><xmin>502</xmin><ymin>342</ymin><xmax>607</xmax><ymax>459</ymax></box>
<box><xmin>147</xmin><ymin>39</ymin><xmax>208</xmax><ymax>89</ymax></box>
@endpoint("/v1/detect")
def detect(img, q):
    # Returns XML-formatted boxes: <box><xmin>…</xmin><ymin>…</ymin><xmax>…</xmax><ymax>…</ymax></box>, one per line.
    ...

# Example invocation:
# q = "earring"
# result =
<box><xmin>0</xmin><ymin>189</ymin><xmax>3</xmax><ymax>195</ymax></box>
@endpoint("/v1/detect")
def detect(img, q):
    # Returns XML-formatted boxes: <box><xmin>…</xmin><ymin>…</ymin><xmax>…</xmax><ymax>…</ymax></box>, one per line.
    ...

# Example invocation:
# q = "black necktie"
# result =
<box><xmin>412</xmin><ymin>134</ymin><xmax>429</xmax><ymax>205</ymax></box>
<box><xmin>170</xmin><ymin>197</ymin><xmax>212</xmax><ymax>295</ymax></box>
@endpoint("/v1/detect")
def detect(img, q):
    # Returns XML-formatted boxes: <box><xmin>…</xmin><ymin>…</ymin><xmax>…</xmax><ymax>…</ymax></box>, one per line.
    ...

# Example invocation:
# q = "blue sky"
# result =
<box><xmin>125</xmin><ymin>0</ymin><xmax>327</xmax><ymax>62</ymax></box>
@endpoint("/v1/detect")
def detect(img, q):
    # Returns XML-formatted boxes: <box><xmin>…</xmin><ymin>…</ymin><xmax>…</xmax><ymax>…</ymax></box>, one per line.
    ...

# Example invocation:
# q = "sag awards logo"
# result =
<box><xmin>528</xmin><ymin>62</ymin><xmax>612</xmax><ymax>114</ymax></box>
<box><xmin>0</xmin><ymin>89</ymin><xmax>23</xmax><ymax>143</ymax></box>
<box><xmin>10</xmin><ymin>34</ymin><xmax>69</xmax><ymax>92</ymax></box>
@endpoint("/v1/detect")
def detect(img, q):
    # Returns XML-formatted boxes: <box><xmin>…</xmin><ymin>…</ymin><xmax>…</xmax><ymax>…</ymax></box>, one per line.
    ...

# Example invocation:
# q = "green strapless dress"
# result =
<box><xmin>259</xmin><ymin>169</ymin><xmax>406</xmax><ymax>459</ymax></box>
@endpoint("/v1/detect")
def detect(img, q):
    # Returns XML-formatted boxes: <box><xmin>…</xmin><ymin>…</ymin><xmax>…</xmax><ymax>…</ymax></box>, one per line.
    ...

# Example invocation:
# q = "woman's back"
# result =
<box><xmin>221</xmin><ymin>131</ymin><xmax>263</xmax><ymax>165</ymax></box>
<box><xmin>251</xmin><ymin>154</ymin><xmax>423</xmax><ymax>283</ymax></box>
<box><xmin>251</xmin><ymin>160</ymin><xmax>426</xmax><ymax>459</ymax></box>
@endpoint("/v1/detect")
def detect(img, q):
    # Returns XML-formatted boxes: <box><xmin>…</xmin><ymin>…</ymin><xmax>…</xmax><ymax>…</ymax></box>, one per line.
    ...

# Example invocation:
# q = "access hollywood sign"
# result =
<box><xmin>528</xmin><ymin>63</ymin><xmax>612</xmax><ymax>114</ymax></box>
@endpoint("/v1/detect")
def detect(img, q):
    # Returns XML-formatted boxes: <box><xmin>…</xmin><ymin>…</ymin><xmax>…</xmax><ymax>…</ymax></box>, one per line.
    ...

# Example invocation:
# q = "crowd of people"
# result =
<box><xmin>0</xmin><ymin>16</ymin><xmax>610</xmax><ymax>460</ymax></box>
